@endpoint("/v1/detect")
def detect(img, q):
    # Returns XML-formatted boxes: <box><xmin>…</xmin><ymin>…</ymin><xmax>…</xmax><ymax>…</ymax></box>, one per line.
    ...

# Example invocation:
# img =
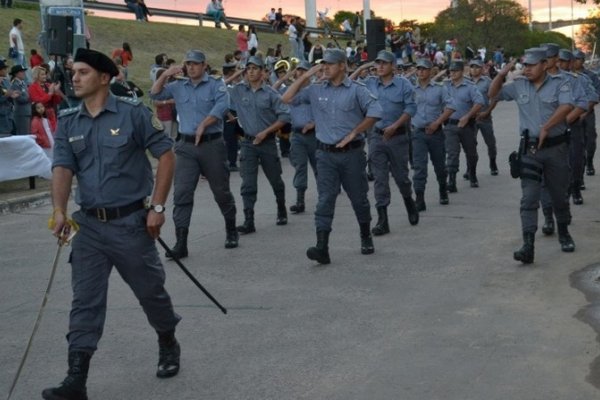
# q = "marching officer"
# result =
<box><xmin>444</xmin><ymin>60</ymin><xmax>484</xmax><ymax>191</ymax></box>
<box><xmin>411</xmin><ymin>58</ymin><xmax>455</xmax><ymax>211</ymax></box>
<box><xmin>282</xmin><ymin>48</ymin><xmax>383</xmax><ymax>264</ymax></box>
<box><xmin>275</xmin><ymin>60</ymin><xmax>318</xmax><ymax>214</ymax></box>
<box><xmin>45</xmin><ymin>48</ymin><xmax>181</xmax><ymax>400</ymax></box>
<box><xmin>351</xmin><ymin>50</ymin><xmax>419</xmax><ymax>235</ymax></box>
<box><xmin>489</xmin><ymin>48</ymin><xmax>575</xmax><ymax>264</ymax></box>
<box><xmin>227</xmin><ymin>56</ymin><xmax>291</xmax><ymax>233</ymax></box>
<box><xmin>151</xmin><ymin>50</ymin><xmax>239</xmax><ymax>256</ymax></box>
<box><xmin>468</xmin><ymin>58</ymin><xmax>499</xmax><ymax>176</ymax></box>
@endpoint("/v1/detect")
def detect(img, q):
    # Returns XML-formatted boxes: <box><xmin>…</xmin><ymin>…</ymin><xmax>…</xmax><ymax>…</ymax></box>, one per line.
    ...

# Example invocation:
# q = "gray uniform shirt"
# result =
<box><xmin>470</xmin><ymin>75</ymin><xmax>492</xmax><ymax>112</ymax></box>
<box><xmin>288</xmin><ymin>86</ymin><xmax>314</xmax><ymax>131</ymax></box>
<box><xmin>497</xmin><ymin>74</ymin><xmax>574</xmax><ymax>139</ymax></box>
<box><xmin>362</xmin><ymin>75</ymin><xmax>416</xmax><ymax>130</ymax></box>
<box><xmin>229</xmin><ymin>81</ymin><xmax>291</xmax><ymax>136</ymax></box>
<box><xmin>53</xmin><ymin>95</ymin><xmax>173</xmax><ymax>208</ymax></box>
<box><xmin>412</xmin><ymin>80</ymin><xmax>454</xmax><ymax>130</ymax></box>
<box><xmin>552</xmin><ymin>70</ymin><xmax>588</xmax><ymax>111</ymax></box>
<box><xmin>150</xmin><ymin>73</ymin><xmax>229</xmax><ymax>135</ymax></box>
<box><xmin>294</xmin><ymin>77</ymin><xmax>383</xmax><ymax>144</ymax></box>
<box><xmin>445</xmin><ymin>78</ymin><xmax>485</xmax><ymax>120</ymax></box>
<box><xmin>10</xmin><ymin>78</ymin><xmax>30</xmax><ymax>117</ymax></box>
<box><xmin>0</xmin><ymin>77</ymin><xmax>12</xmax><ymax>116</ymax></box>
<box><xmin>576</xmin><ymin>71</ymin><xmax>600</xmax><ymax>103</ymax></box>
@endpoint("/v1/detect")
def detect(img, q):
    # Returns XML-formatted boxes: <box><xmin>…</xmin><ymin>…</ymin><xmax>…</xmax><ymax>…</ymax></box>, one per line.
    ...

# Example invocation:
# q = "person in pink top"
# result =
<box><xmin>236</xmin><ymin>24</ymin><xmax>249</xmax><ymax>60</ymax></box>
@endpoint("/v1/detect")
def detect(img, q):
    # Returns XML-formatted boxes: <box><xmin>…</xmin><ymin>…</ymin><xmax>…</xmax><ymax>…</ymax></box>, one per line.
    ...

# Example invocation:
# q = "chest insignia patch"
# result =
<box><xmin>110</xmin><ymin>128</ymin><xmax>120</xmax><ymax>136</ymax></box>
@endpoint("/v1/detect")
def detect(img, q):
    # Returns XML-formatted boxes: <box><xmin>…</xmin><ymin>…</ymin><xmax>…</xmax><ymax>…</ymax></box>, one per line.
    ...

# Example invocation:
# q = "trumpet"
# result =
<box><xmin>274</xmin><ymin>57</ymin><xmax>301</xmax><ymax>73</ymax></box>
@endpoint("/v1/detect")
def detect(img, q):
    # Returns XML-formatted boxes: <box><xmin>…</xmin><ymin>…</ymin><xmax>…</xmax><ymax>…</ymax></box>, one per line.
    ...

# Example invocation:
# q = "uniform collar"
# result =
<box><xmin>184</xmin><ymin>72</ymin><xmax>209</xmax><ymax>87</ymax></box>
<box><xmin>376</xmin><ymin>75</ymin><xmax>400</xmax><ymax>88</ymax></box>
<box><xmin>324</xmin><ymin>76</ymin><xmax>352</xmax><ymax>87</ymax></box>
<box><xmin>79</xmin><ymin>93</ymin><xmax>118</xmax><ymax>118</ymax></box>
<box><xmin>242</xmin><ymin>80</ymin><xmax>268</xmax><ymax>91</ymax></box>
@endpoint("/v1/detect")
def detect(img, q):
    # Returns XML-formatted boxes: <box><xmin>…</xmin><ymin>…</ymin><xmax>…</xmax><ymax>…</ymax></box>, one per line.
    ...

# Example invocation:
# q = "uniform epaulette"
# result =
<box><xmin>352</xmin><ymin>80</ymin><xmax>367</xmax><ymax>87</ymax></box>
<box><xmin>116</xmin><ymin>96</ymin><xmax>142</xmax><ymax>106</ymax></box>
<box><xmin>58</xmin><ymin>106</ymin><xmax>81</xmax><ymax>118</ymax></box>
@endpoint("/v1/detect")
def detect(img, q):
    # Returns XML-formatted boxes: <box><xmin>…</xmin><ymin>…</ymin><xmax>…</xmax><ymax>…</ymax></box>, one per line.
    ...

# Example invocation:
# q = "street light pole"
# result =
<box><xmin>549</xmin><ymin>0</ymin><xmax>552</xmax><ymax>30</ymax></box>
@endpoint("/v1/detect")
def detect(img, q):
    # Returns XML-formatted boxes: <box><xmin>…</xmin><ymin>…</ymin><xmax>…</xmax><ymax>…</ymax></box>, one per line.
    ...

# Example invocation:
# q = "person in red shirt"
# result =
<box><xmin>236</xmin><ymin>25</ymin><xmax>249</xmax><ymax>60</ymax></box>
<box><xmin>30</xmin><ymin>49</ymin><xmax>44</xmax><ymax>68</ymax></box>
<box><xmin>28</xmin><ymin>66</ymin><xmax>62</xmax><ymax>131</ymax></box>
<box><xmin>30</xmin><ymin>102</ymin><xmax>54</xmax><ymax>152</ymax></box>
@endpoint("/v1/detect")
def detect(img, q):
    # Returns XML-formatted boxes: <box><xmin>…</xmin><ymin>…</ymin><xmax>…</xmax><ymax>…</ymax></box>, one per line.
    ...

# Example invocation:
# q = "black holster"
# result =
<box><xmin>509</xmin><ymin>129</ymin><xmax>528</xmax><ymax>179</ymax></box>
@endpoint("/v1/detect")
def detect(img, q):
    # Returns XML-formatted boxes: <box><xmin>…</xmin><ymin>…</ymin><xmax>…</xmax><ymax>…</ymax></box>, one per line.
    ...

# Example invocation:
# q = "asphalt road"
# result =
<box><xmin>1</xmin><ymin>101</ymin><xmax>600</xmax><ymax>400</ymax></box>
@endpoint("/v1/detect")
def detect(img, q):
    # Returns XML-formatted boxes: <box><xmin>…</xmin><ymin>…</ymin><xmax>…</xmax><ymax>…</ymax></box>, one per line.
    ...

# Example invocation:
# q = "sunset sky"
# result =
<box><xmin>102</xmin><ymin>0</ymin><xmax>596</xmax><ymax>36</ymax></box>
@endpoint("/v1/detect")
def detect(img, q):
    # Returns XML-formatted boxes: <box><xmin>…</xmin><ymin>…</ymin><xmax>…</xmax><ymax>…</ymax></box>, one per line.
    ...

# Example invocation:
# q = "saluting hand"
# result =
<box><xmin>146</xmin><ymin>210</ymin><xmax>164</xmax><ymax>239</ymax></box>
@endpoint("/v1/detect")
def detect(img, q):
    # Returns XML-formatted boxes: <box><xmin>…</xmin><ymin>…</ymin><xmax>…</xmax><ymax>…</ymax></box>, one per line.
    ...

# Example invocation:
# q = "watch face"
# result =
<box><xmin>153</xmin><ymin>205</ymin><xmax>165</xmax><ymax>213</ymax></box>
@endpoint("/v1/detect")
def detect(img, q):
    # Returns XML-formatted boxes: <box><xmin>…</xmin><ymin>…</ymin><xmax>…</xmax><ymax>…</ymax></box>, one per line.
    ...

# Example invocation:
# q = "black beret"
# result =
<box><xmin>74</xmin><ymin>48</ymin><xmax>119</xmax><ymax>78</ymax></box>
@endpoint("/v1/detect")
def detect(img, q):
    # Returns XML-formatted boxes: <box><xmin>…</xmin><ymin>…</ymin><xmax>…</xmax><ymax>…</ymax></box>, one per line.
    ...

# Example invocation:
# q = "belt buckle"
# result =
<box><xmin>96</xmin><ymin>208</ymin><xmax>108</xmax><ymax>222</ymax></box>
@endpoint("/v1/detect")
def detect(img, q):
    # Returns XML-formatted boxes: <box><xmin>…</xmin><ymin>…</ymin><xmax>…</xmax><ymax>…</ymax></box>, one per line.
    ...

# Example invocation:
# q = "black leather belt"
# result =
<box><xmin>293</xmin><ymin>128</ymin><xmax>315</xmax><ymax>135</ymax></box>
<box><xmin>374</xmin><ymin>126</ymin><xmax>406</xmax><ymax>135</ymax></box>
<box><xmin>317</xmin><ymin>140</ymin><xmax>363</xmax><ymax>153</ymax></box>
<box><xmin>178</xmin><ymin>132</ymin><xmax>222</xmax><ymax>144</ymax></box>
<box><xmin>446</xmin><ymin>118</ymin><xmax>475</xmax><ymax>126</ymax></box>
<box><xmin>530</xmin><ymin>134</ymin><xmax>569</xmax><ymax>149</ymax></box>
<box><xmin>244</xmin><ymin>134</ymin><xmax>274</xmax><ymax>142</ymax></box>
<box><xmin>83</xmin><ymin>200</ymin><xmax>146</xmax><ymax>222</ymax></box>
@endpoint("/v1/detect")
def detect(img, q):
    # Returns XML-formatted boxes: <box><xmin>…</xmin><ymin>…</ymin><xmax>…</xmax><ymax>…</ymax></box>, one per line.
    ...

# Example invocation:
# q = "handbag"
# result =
<box><xmin>8</xmin><ymin>47</ymin><xmax>18</xmax><ymax>59</ymax></box>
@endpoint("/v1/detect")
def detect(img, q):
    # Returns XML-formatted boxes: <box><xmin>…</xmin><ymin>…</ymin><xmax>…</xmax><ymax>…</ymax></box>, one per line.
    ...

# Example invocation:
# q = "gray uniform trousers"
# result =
<box><xmin>68</xmin><ymin>209</ymin><xmax>181</xmax><ymax>353</ymax></box>
<box><xmin>444</xmin><ymin>122</ymin><xmax>478</xmax><ymax>174</ymax></box>
<box><xmin>411</xmin><ymin>127</ymin><xmax>447</xmax><ymax>193</ymax></box>
<box><xmin>475</xmin><ymin>117</ymin><xmax>497</xmax><ymax>159</ymax></box>
<box><xmin>315</xmin><ymin>146</ymin><xmax>371</xmax><ymax>232</ymax></box>
<box><xmin>520</xmin><ymin>143</ymin><xmax>570</xmax><ymax>233</ymax></box>
<box><xmin>239</xmin><ymin>137</ymin><xmax>285</xmax><ymax>210</ymax></box>
<box><xmin>289</xmin><ymin>130</ymin><xmax>317</xmax><ymax>192</ymax></box>
<box><xmin>173</xmin><ymin>139</ymin><xmax>236</xmax><ymax>229</ymax></box>
<box><xmin>368</xmin><ymin>131</ymin><xmax>413</xmax><ymax>207</ymax></box>
<box><xmin>568</xmin><ymin>120</ymin><xmax>586</xmax><ymax>185</ymax></box>
<box><xmin>584</xmin><ymin>109</ymin><xmax>597</xmax><ymax>161</ymax></box>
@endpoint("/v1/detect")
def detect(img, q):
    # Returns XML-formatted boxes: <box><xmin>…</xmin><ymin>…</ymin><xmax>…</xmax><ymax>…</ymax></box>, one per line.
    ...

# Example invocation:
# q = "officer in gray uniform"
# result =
<box><xmin>45</xmin><ymin>48</ymin><xmax>181</xmax><ymax>400</ymax></box>
<box><xmin>0</xmin><ymin>60</ymin><xmax>14</xmax><ymax>136</ymax></box>
<box><xmin>537</xmin><ymin>44</ymin><xmax>588</xmax><ymax>234</ymax></box>
<box><xmin>151</xmin><ymin>50</ymin><xmax>238</xmax><ymax>257</ymax></box>
<box><xmin>489</xmin><ymin>48</ymin><xmax>575</xmax><ymax>264</ymax></box>
<box><xmin>282</xmin><ymin>48</ymin><xmax>383</xmax><ymax>264</ymax></box>
<box><xmin>281</xmin><ymin>60</ymin><xmax>317</xmax><ymax>214</ymax></box>
<box><xmin>228</xmin><ymin>56</ymin><xmax>291</xmax><ymax>233</ymax></box>
<box><xmin>572</xmin><ymin>49</ymin><xmax>600</xmax><ymax>176</ymax></box>
<box><xmin>353</xmin><ymin>50</ymin><xmax>419</xmax><ymax>235</ymax></box>
<box><xmin>9</xmin><ymin>64</ymin><xmax>30</xmax><ymax>135</ymax></box>
<box><xmin>468</xmin><ymin>58</ymin><xmax>499</xmax><ymax>175</ymax></box>
<box><xmin>411</xmin><ymin>58</ymin><xmax>455</xmax><ymax>211</ymax></box>
<box><xmin>444</xmin><ymin>60</ymin><xmax>484</xmax><ymax>190</ymax></box>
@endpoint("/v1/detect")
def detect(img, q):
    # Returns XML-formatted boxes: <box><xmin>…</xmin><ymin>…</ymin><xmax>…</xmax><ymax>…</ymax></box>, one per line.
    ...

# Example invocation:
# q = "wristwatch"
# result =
<box><xmin>151</xmin><ymin>204</ymin><xmax>166</xmax><ymax>213</ymax></box>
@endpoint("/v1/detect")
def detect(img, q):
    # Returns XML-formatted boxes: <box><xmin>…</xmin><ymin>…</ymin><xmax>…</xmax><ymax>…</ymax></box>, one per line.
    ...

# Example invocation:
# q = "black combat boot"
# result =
<box><xmin>447</xmin><ymin>172</ymin><xmax>458</xmax><ymax>193</ymax></box>
<box><xmin>415</xmin><ymin>191</ymin><xmax>426</xmax><ymax>212</ymax></box>
<box><xmin>306</xmin><ymin>230</ymin><xmax>331</xmax><ymax>264</ymax></box>
<box><xmin>557</xmin><ymin>223</ymin><xmax>575</xmax><ymax>252</ymax></box>
<box><xmin>371</xmin><ymin>207</ymin><xmax>390</xmax><ymax>236</ymax></box>
<box><xmin>166</xmin><ymin>228</ymin><xmax>188</xmax><ymax>259</ymax></box>
<box><xmin>402</xmin><ymin>196</ymin><xmax>419</xmax><ymax>226</ymax></box>
<box><xmin>156</xmin><ymin>330</ymin><xmax>180</xmax><ymax>378</ymax></box>
<box><xmin>42</xmin><ymin>351</ymin><xmax>91</xmax><ymax>400</ymax></box>
<box><xmin>224</xmin><ymin>218</ymin><xmax>239</xmax><ymax>249</ymax></box>
<box><xmin>541</xmin><ymin>207</ymin><xmax>555</xmax><ymax>236</ymax></box>
<box><xmin>359</xmin><ymin>222</ymin><xmax>375</xmax><ymax>255</ymax></box>
<box><xmin>469</xmin><ymin>166</ymin><xmax>479</xmax><ymax>188</ymax></box>
<box><xmin>490</xmin><ymin>157</ymin><xmax>499</xmax><ymax>176</ymax></box>
<box><xmin>439</xmin><ymin>182</ymin><xmax>449</xmax><ymax>205</ymax></box>
<box><xmin>290</xmin><ymin>191</ymin><xmax>305</xmax><ymax>214</ymax></box>
<box><xmin>276</xmin><ymin>198</ymin><xmax>288</xmax><ymax>225</ymax></box>
<box><xmin>513</xmin><ymin>232</ymin><xmax>535</xmax><ymax>264</ymax></box>
<box><xmin>586</xmin><ymin>157</ymin><xmax>595</xmax><ymax>176</ymax></box>
<box><xmin>237</xmin><ymin>209</ymin><xmax>256</xmax><ymax>234</ymax></box>
<box><xmin>572</xmin><ymin>183</ymin><xmax>583</xmax><ymax>205</ymax></box>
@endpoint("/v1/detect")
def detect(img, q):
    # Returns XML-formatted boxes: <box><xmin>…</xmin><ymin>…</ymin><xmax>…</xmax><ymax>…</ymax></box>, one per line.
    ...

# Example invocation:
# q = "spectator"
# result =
<box><xmin>267</xmin><ymin>7</ymin><xmax>278</xmax><ymax>31</ymax></box>
<box><xmin>149</xmin><ymin>53</ymin><xmax>167</xmax><ymax>82</ymax></box>
<box><xmin>1</xmin><ymin>0</ymin><xmax>13</xmax><ymax>8</ymax></box>
<box><xmin>352</xmin><ymin>11</ymin><xmax>362</xmax><ymax>40</ymax></box>
<box><xmin>206</xmin><ymin>0</ymin><xmax>233</xmax><ymax>29</ymax></box>
<box><xmin>30</xmin><ymin>49</ymin><xmax>44</xmax><ymax>68</ymax></box>
<box><xmin>308</xmin><ymin>42</ymin><xmax>324</xmax><ymax>63</ymax></box>
<box><xmin>110</xmin><ymin>65</ymin><xmax>144</xmax><ymax>99</ymax></box>
<box><xmin>248</xmin><ymin>24</ymin><xmax>258</xmax><ymax>55</ymax></box>
<box><xmin>152</xmin><ymin>68</ymin><xmax>177</xmax><ymax>138</ymax></box>
<box><xmin>124</xmin><ymin>0</ymin><xmax>145</xmax><ymax>21</ymax></box>
<box><xmin>9</xmin><ymin>19</ymin><xmax>28</xmax><ymax>76</ymax></box>
<box><xmin>9</xmin><ymin>65</ymin><xmax>30</xmax><ymax>135</ymax></box>
<box><xmin>265</xmin><ymin>47</ymin><xmax>278</xmax><ymax>70</ymax></box>
<box><xmin>30</xmin><ymin>102</ymin><xmax>54</xmax><ymax>159</ymax></box>
<box><xmin>0</xmin><ymin>60</ymin><xmax>13</xmax><ymax>137</ymax></box>
<box><xmin>296</xmin><ymin>19</ymin><xmax>307</xmax><ymax>61</ymax></box>
<box><xmin>52</xmin><ymin>56</ymin><xmax>78</xmax><ymax>109</ymax></box>
<box><xmin>112</xmin><ymin>42</ymin><xmax>133</xmax><ymax>78</ymax></box>
<box><xmin>28</xmin><ymin>65</ymin><xmax>62</xmax><ymax>132</ymax></box>
<box><xmin>275</xmin><ymin>8</ymin><xmax>285</xmax><ymax>32</ymax></box>
<box><xmin>288</xmin><ymin>18</ymin><xmax>299</xmax><ymax>60</ymax></box>
<box><xmin>275</xmin><ymin>43</ymin><xmax>283</xmax><ymax>58</ymax></box>
<box><xmin>345</xmin><ymin>41</ymin><xmax>353</xmax><ymax>58</ymax></box>
<box><xmin>342</xmin><ymin>18</ymin><xmax>352</xmax><ymax>35</ymax></box>
<box><xmin>236</xmin><ymin>25</ymin><xmax>249</xmax><ymax>60</ymax></box>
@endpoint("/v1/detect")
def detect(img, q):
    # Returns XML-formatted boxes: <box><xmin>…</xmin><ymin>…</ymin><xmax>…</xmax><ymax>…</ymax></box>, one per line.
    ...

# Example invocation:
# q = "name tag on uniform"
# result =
<box><xmin>68</xmin><ymin>135</ymin><xmax>84</xmax><ymax>143</ymax></box>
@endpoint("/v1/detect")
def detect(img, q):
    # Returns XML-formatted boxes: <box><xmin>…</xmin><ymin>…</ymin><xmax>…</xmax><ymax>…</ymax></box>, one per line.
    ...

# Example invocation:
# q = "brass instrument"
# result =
<box><xmin>274</xmin><ymin>57</ymin><xmax>301</xmax><ymax>73</ymax></box>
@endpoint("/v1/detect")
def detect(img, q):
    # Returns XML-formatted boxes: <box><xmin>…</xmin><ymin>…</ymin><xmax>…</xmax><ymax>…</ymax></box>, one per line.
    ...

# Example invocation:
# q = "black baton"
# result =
<box><xmin>157</xmin><ymin>237</ymin><xmax>227</xmax><ymax>314</ymax></box>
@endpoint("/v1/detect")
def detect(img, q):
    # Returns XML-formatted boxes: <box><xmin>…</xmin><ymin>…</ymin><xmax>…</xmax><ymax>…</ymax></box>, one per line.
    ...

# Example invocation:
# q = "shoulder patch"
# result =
<box><xmin>151</xmin><ymin>113</ymin><xmax>164</xmax><ymax>131</ymax></box>
<box><xmin>116</xmin><ymin>96</ymin><xmax>142</xmax><ymax>106</ymax></box>
<box><xmin>58</xmin><ymin>106</ymin><xmax>81</xmax><ymax>118</ymax></box>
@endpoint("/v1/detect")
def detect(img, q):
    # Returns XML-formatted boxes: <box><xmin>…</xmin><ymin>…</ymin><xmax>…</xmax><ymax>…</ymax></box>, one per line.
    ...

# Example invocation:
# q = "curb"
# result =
<box><xmin>0</xmin><ymin>191</ymin><xmax>52</xmax><ymax>215</ymax></box>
